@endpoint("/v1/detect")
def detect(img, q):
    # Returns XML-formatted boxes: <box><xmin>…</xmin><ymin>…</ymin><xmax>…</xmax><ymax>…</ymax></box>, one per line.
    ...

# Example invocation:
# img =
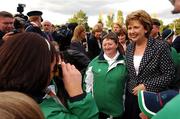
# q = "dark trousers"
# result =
<box><xmin>123</xmin><ymin>91</ymin><xmax>141</xmax><ymax>119</ymax></box>
<box><xmin>99</xmin><ymin>112</ymin><xmax>122</xmax><ymax>119</ymax></box>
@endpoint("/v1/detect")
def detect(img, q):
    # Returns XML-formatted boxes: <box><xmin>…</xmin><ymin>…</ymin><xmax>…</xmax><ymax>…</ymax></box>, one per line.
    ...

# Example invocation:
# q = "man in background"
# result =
<box><xmin>42</xmin><ymin>20</ymin><xmax>54</xmax><ymax>41</ymax></box>
<box><xmin>150</xmin><ymin>18</ymin><xmax>162</xmax><ymax>40</ymax></box>
<box><xmin>0</xmin><ymin>11</ymin><xmax>14</xmax><ymax>46</ymax></box>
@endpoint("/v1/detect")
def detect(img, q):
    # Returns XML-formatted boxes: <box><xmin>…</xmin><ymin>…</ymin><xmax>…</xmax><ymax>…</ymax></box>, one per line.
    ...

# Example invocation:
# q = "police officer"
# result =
<box><xmin>25</xmin><ymin>10</ymin><xmax>46</xmax><ymax>38</ymax></box>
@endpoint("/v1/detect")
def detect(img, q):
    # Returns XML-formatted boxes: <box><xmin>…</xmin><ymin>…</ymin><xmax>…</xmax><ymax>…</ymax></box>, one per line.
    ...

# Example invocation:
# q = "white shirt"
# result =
<box><xmin>133</xmin><ymin>55</ymin><xmax>143</xmax><ymax>75</ymax></box>
<box><xmin>104</xmin><ymin>51</ymin><xmax>119</xmax><ymax>66</ymax></box>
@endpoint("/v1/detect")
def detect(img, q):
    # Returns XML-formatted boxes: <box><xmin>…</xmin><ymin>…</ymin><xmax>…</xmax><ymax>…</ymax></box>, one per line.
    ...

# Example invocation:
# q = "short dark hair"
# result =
<box><xmin>0</xmin><ymin>32</ymin><xmax>56</xmax><ymax>98</ymax></box>
<box><xmin>0</xmin><ymin>11</ymin><xmax>13</xmax><ymax>18</ymax></box>
<box><xmin>103</xmin><ymin>32</ymin><xmax>118</xmax><ymax>44</ymax></box>
<box><xmin>152</xmin><ymin>18</ymin><xmax>161</xmax><ymax>26</ymax></box>
<box><xmin>102</xmin><ymin>32</ymin><xmax>125</xmax><ymax>55</ymax></box>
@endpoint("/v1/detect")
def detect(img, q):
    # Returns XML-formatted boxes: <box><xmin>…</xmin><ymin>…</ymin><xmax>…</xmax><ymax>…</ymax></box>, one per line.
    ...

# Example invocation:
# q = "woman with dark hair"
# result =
<box><xmin>84</xmin><ymin>32</ymin><xmax>127</xmax><ymax>119</ymax></box>
<box><xmin>87</xmin><ymin>24</ymin><xmax>103</xmax><ymax>60</ymax></box>
<box><xmin>124</xmin><ymin>10</ymin><xmax>175</xmax><ymax>119</ymax></box>
<box><xmin>0</xmin><ymin>32</ymin><xmax>98</xmax><ymax>119</ymax></box>
<box><xmin>116</xmin><ymin>27</ymin><xmax>130</xmax><ymax>54</ymax></box>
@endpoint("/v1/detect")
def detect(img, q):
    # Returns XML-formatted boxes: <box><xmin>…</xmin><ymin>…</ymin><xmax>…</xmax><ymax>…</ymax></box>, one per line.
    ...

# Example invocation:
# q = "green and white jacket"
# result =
<box><xmin>84</xmin><ymin>52</ymin><xmax>128</xmax><ymax>117</ymax></box>
<box><xmin>40</xmin><ymin>80</ymin><xmax>99</xmax><ymax>119</ymax></box>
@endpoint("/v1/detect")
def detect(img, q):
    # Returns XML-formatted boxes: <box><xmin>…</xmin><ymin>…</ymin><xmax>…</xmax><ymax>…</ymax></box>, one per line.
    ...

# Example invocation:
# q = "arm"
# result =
<box><xmin>61</xmin><ymin>62</ymin><xmax>98</xmax><ymax>119</ymax></box>
<box><xmin>41</xmin><ymin>95</ymin><xmax>98</xmax><ymax>119</ymax></box>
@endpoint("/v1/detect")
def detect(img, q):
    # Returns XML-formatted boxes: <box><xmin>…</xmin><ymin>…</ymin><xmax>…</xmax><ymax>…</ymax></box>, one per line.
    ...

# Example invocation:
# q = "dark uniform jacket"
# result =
<box><xmin>87</xmin><ymin>34</ymin><xmax>102</xmax><ymax>60</ymax></box>
<box><xmin>25</xmin><ymin>23</ymin><xmax>47</xmax><ymax>38</ymax></box>
<box><xmin>126</xmin><ymin>38</ymin><xmax>175</xmax><ymax>93</ymax></box>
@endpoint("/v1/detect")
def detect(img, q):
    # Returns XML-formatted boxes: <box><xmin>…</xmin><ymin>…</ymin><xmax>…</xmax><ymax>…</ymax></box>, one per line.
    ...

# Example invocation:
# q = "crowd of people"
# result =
<box><xmin>0</xmin><ymin>7</ymin><xmax>180</xmax><ymax>119</ymax></box>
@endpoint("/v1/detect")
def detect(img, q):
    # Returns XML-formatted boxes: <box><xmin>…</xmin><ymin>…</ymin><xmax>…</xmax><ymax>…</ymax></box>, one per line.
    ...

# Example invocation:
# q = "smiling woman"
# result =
<box><xmin>124</xmin><ymin>10</ymin><xmax>175</xmax><ymax>119</ymax></box>
<box><xmin>84</xmin><ymin>32</ymin><xmax>128</xmax><ymax>119</ymax></box>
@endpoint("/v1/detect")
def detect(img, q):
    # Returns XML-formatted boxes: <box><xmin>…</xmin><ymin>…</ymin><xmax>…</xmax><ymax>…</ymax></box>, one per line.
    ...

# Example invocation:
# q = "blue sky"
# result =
<box><xmin>0</xmin><ymin>0</ymin><xmax>180</xmax><ymax>27</ymax></box>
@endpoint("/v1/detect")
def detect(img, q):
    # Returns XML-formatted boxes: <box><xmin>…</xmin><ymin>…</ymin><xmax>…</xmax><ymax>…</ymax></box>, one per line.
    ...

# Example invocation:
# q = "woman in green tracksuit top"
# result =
<box><xmin>84</xmin><ymin>32</ymin><xmax>128</xmax><ymax>119</ymax></box>
<box><xmin>0</xmin><ymin>33</ymin><xmax>98</xmax><ymax>119</ymax></box>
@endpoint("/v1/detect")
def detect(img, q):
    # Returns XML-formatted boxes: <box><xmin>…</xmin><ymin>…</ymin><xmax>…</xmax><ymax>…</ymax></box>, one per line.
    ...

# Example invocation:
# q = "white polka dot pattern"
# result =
<box><xmin>125</xmin><ymin>38</ymin><xmax>175</xmax><ymax>93</ymax></box>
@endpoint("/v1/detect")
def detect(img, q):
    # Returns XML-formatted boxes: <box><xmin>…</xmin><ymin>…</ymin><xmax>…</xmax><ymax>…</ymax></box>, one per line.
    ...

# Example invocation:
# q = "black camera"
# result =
<box><xmin>17</xmin><ymin>4</ymin><xmax>26</xmax><ymax>14</ymax></box>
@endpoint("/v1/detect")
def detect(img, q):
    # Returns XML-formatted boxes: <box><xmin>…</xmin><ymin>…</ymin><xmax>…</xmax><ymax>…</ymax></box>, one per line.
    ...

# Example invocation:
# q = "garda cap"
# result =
<box><xmin>27</xmin><ymin>11</ymin><xmax>42</xmax><ymax>17</ymax></box>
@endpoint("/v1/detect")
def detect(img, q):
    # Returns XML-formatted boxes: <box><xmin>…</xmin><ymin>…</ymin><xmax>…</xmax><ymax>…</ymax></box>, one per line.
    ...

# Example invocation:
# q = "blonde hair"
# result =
<box><xmin>0</xmin><ymin>91</ymin><xmax>44</xmax><ymax>119</ymax></box>
<box><xmin>72</xmin><ymin>25</ymin><xmax>85</xmax><ymax>42</ymax></box>
<box><xmin>125</xmin><ymin>10</ymin><xmax>152</xmax><ymax>38</ymax></box>
<box><xmin>92</xmin><ymin>24</ymin><xmax>103</xmax><ymax>35</ymax></box>
<box><xmin>29</xmin><ymin>16</ymin><xmax>40</xmax><ymax>22</ymax></box>
<box><xmin>113</xmin><ymin>22</ymin><xmax>122</xmax><ymax>28</ymax></box>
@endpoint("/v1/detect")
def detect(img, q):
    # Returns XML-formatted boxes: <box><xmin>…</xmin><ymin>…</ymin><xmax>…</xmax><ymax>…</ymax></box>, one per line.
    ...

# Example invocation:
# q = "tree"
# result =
<box><xmin>98</xmin><ymin>11</ymin><xmax>103</xmax><ymax>23</ymax></box>
<box><xmin>173</xmin><ymin>18</ymin><xmax>180</xmax><ymax>35</ymax></box>
<box><xmin>160</xmin><ymin>18</ymin><xmax>180</xmax><ymax>35</ymax></box>
<box><xmin>117</xmin><ymin>10</ymin><xmax>124</xmax><ymax>25</ymax></box>
<box><xmin>68</xmin><ymin>10</ymin><xmax>89</xmax><ymax>31</ymax></box>
<box><xmin>106</xmin><ymin>12</ymin><xmax>114</xmax><ymax>29</ymax></box>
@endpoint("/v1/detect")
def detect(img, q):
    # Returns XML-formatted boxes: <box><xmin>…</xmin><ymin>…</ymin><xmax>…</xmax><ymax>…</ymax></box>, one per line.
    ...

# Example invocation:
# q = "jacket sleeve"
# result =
<box><xmin>144</xmin><ymin>44</ymin><xmax>175</xmax><ymax>92</ymax></box>
<box><xmin>68</xmin><ymin>93</ymin><xmax>99</xmax><ymax>119</ymax></box>
<box><xmin>83</xmin><ymin>66</ymin><xmax>94</xmax><ymax>93</ymax></box>
<box><xmin>40</xmin><ymin>93</ymin><xmax>98</xmax><ymax>119</ymax></box>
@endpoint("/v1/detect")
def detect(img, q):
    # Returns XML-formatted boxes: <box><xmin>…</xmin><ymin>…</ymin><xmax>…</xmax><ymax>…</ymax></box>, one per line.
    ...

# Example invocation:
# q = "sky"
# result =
<box><xmin>0</xmin><ymin>0</ymin><xmax>180</xmax><ymax>27</ymax></box>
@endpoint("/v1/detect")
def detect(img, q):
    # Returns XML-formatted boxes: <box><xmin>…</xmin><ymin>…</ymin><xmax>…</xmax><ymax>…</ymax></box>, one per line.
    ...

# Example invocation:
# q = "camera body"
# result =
<box><xmin>17</xmin><ymin>4</ymin><xmax>26</xmax><ymax>14</ymax></box>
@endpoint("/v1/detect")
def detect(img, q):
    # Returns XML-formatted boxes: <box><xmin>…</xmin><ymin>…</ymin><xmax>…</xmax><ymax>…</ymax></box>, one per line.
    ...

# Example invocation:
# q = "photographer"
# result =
<box><xmin>0</xmin><ymin>32</ymin><xmax>99</xmax><ymax>119</ymax></box>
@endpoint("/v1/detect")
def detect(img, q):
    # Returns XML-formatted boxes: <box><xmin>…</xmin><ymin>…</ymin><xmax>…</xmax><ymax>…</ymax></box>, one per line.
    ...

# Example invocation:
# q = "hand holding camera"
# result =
<box><xmin>61</xmin><ymin>62</ymin><xmax>83</xmax><ymax>97</ymax></box>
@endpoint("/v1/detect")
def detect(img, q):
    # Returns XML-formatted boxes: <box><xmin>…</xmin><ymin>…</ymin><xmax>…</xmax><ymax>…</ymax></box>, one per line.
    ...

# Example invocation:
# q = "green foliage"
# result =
<box><xmin>117</xmin><ymin>10</ymin><xmax>124</xmax><ymax>25</ymax></box>
<box><xmin>173</xmin><ymin>18</ymin><xmax>180</xmax><ymax>35</ymax></box>
<box><xmin>106</xmin><ymin>13</ymin><xmax>114</xmax><ymax>29</ymax></box>
<box><xmin>162</xmin><ymin>18</ymin><xmax>180</xmax><ymax>35</ymax></box>
<box><xmin>68</xmin><ymin>10</ymin><xmax>89</xmax><ymax>31</ymax></box>
<box><xmin>98</xmin><ymin>13</ymin><xmax>103</xmax><ymax>23</ymax></box>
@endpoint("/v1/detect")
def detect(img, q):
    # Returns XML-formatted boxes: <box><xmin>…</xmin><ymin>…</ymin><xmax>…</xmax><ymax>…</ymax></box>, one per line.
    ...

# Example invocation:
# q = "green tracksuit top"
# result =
<box><xmin>84</xmin><ymin>53</ymin><xmax>127</xmax><ymax>117</ymax></box>
<box><xmin>152</xmin><ymin>94</ymin><xmax>180</xmax><ymax>119</ymax></box>
<box><xmin>39</xmin><ymin>93</ymin><xmax>99</xmax><ymax>119</ymax></box>
<box><xmin>169</xmin><ymin>47</ymin><xmax>180</xmax><ymax>89</ymax></box>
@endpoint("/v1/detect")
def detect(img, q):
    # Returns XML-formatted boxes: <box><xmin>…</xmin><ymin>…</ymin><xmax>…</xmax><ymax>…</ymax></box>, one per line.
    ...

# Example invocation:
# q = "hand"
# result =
<box><xmin>132</xmin><ymin>84</ymin><xmax>146</xmax><ymax>96</ymax></box>
<box><xmin>61</xmin><ymin>62</ymin><xmax>83</xmax><ymax>97</ymax></box>
<box><xmin>2</xmin><ymin>32</ymin><xmax>14</xmax><ymax>41</ymax></box>
<box><xmin>139</xmin><ymin>112</ymin><xmax>149</xmax><ymax>119</ymax></box>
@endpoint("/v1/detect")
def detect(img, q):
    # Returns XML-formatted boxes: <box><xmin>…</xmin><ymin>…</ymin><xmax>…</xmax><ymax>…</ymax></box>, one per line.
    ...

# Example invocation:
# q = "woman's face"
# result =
<box><xmin>127</xmin><ymin>20</ymin><xmax>147</xmax><ymax>42</ymax></box>
<box><xmin>80</xmin><ymin>30</ymin><xmax>86</xmax><ymax>40</ymax></box>
<box><xmin>94</xmin><ymin>31</ymin><xmax>102</xmax><ymax>39</ymax></box>
<box><xmin>102</xmin><ymin>38</ymin><xmax>118</xmax><ymax>57</ymax></box>
<box><xmin>167</xmin><ymin>36</ymin><xmax>174</xmax><ymax>44</ymax></box>
<box><xmin>118</xmin><ymin>34</ymin><xmax>126</xmax><ymax>44</ymax></box>
<box><xmin>113</xmin><ymin>24</ymin><xmax>120</xmax><ymax>33</ymax></box>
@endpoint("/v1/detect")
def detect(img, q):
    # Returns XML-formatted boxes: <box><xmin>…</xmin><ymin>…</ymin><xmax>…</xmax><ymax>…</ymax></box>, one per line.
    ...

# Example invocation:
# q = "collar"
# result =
<box><xmin>104</xmin><ymin>51</ymin><xmax>119</xmax><ymax>61</ymax></box>
<box><xmin>98</xmin><ymin>51</ymin><xmax>124</xmax><ymax>61</ymax></box>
